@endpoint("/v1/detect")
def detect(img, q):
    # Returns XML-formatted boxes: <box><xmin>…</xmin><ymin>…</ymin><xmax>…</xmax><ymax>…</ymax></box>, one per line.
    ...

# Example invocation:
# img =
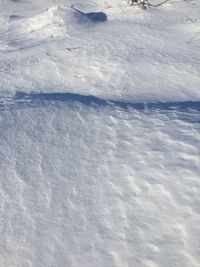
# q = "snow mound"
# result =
<box><xmin>0</xmin><ymin>0</ymin><xmax>199</xmax><ymax>101</ymax></box>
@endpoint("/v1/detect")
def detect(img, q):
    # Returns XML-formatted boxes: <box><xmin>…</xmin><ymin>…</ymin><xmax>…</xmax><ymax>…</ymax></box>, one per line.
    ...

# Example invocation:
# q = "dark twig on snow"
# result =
<box><xmin>64</xmin><ymin>47</ymin><xmax>80</xmax><ymax>51</ymax></box>
<box><xmin>148</xmin><ymin>0</ymin><xmax>171</xmax><ymax>7</ymax></box>
<box><xmin>126</xmin><ymin>0</ymin><xmax>171</xmax><ymax>8</ymax></box>
<box><xmin>126</xmin><ymin>0</ymin><xmax>148</xmax><ymax>9</ymax></box>
<box><xmin>183</xmin><ymin>16</ymin><xmax>197</xmax><ymax>23</ymax></box>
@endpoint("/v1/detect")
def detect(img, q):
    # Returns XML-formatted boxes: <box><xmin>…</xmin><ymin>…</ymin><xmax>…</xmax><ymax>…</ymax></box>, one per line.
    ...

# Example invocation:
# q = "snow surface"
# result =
<box><xmin>0</xmin><ymin>0</ymin><xmax>200</xmax><ymax>101</ymax></box>
<box><xmin>0</xmin><ymin>0</ymin><xmax>200</xmax><ymax>266</ymax></box>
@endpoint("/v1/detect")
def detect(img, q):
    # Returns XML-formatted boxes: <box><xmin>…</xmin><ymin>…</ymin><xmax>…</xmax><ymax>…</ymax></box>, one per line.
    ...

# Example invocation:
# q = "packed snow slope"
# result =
<box><xmin>0</xmin><ymin>1</ymin><xmax>200</xmax><ymax>267</ymax></box>
<box><xmin>0</xmin><ymin>0</ymin><xmax>200</xmax><ymax>101</ymax></box>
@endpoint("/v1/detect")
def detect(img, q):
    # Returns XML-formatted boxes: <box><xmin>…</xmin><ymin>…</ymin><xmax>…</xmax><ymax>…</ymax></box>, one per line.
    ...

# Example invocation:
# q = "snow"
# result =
<box><xmin>0</xmin><ymin>0</ymin><xmax>200</xmax><ymax>266</ymax></box>
<box><xmin>0</xmin><ymin>0</ymin><xmax>200</xmax><ymax>101</ymax></box>
<box><xmin>1</xmin><ymin>101</ymin><xmax>200</xmax><ymax>267</ymax></box>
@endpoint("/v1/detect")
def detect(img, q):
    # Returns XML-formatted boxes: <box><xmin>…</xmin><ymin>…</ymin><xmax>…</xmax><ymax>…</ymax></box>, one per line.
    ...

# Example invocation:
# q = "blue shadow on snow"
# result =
<box><xmin>3</xmin><ymin>91</ymin><xmax>200</xmax><ymax>111</ymax></box>
<box><xmin>82</xmin><ymin>11</ymin><xmax>107</xmax><ymax>22</ymax></box>
<box><xmin>1</xmin><ymin>91</ymin><xmax>200</xmax><ymax>123</ymax></box>
<box><xmin>71</xmin><ymin>6</ymin><xmax>107</xmax><ymax>22</ymax></box>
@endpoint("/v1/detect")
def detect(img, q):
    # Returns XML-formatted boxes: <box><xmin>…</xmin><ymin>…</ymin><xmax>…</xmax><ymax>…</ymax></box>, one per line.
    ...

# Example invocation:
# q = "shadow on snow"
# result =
<box><xmin>0</xmin><ymin>91</ymin><xmax>200</xmax><ymax>123</ymax></box>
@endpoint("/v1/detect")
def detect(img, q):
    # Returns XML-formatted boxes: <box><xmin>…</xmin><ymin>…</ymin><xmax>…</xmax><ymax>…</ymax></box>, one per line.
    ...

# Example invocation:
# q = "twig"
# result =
<box><xmin>64</xmin><ymin>47</ymin><xmax>80</xmax><ymax>51</ymax></box>
<box><xmin>183</xmin><ymin>16</ymin><xmax>197</xmax><ymax>23</ymax></box>
<box><xmin>187</xmin><ymin>32</ymin><xmax>200</xmax><ymax>44</ymax></box>
<box><xmin>127</xmin><ymin>0</ymin><xmax>171</xmax><ymax>8</ymax></box>
<box><xmin>148</xmin><ymin>0</ymin><xmax>171</xmax><ymax>7</ymax></box>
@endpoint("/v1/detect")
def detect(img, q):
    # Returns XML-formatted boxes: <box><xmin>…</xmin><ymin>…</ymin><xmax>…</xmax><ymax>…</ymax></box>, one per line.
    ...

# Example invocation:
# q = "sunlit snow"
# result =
<box><xmin>0</xmin><ymin>0</ymin><xmax>200</xmax><ymax>266</ymax></box>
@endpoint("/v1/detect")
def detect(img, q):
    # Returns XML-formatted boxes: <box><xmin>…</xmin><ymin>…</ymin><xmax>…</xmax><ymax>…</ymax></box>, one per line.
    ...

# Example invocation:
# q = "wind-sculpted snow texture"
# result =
<box><xmin>0</xmin><ymin>96</ymin><xmax>200</xmax><ymax>267</ymax></box>
<box><xmin>0</xmin><ymin>1</ymin><xmax>200</xmax><ymax>267</ymax></box>
<box><xmin>0</xmin><ymin>0</ymin><xmax>200</xmax><ymax>101</ymax></box>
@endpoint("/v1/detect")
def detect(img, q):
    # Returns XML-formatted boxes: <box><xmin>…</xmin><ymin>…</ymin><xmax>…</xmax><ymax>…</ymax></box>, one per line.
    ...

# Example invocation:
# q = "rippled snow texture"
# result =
<box><xmin>0</xmin><ymin>102</ymin><xmax>200</xmax><ymax>267</ymax></box>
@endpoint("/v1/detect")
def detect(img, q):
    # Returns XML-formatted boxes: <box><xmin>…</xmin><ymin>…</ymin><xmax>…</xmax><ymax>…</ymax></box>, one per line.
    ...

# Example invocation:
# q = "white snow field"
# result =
<box><xmin>0</xmin><ymin>0</ymin><xmax>200</xmax><ymax>101</ymax></box>
<box><xmin>0</xmin><ymin>0</ymin><xmax>200</xmax><ymax>267</ymax></box>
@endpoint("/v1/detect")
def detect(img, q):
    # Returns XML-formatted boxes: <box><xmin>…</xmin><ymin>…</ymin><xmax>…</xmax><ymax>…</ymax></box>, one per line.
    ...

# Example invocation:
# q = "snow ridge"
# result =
<box><xmin>0</xmin><ymin>91</ymin><xmax>200</xmax><ymax>113</ymax></box>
